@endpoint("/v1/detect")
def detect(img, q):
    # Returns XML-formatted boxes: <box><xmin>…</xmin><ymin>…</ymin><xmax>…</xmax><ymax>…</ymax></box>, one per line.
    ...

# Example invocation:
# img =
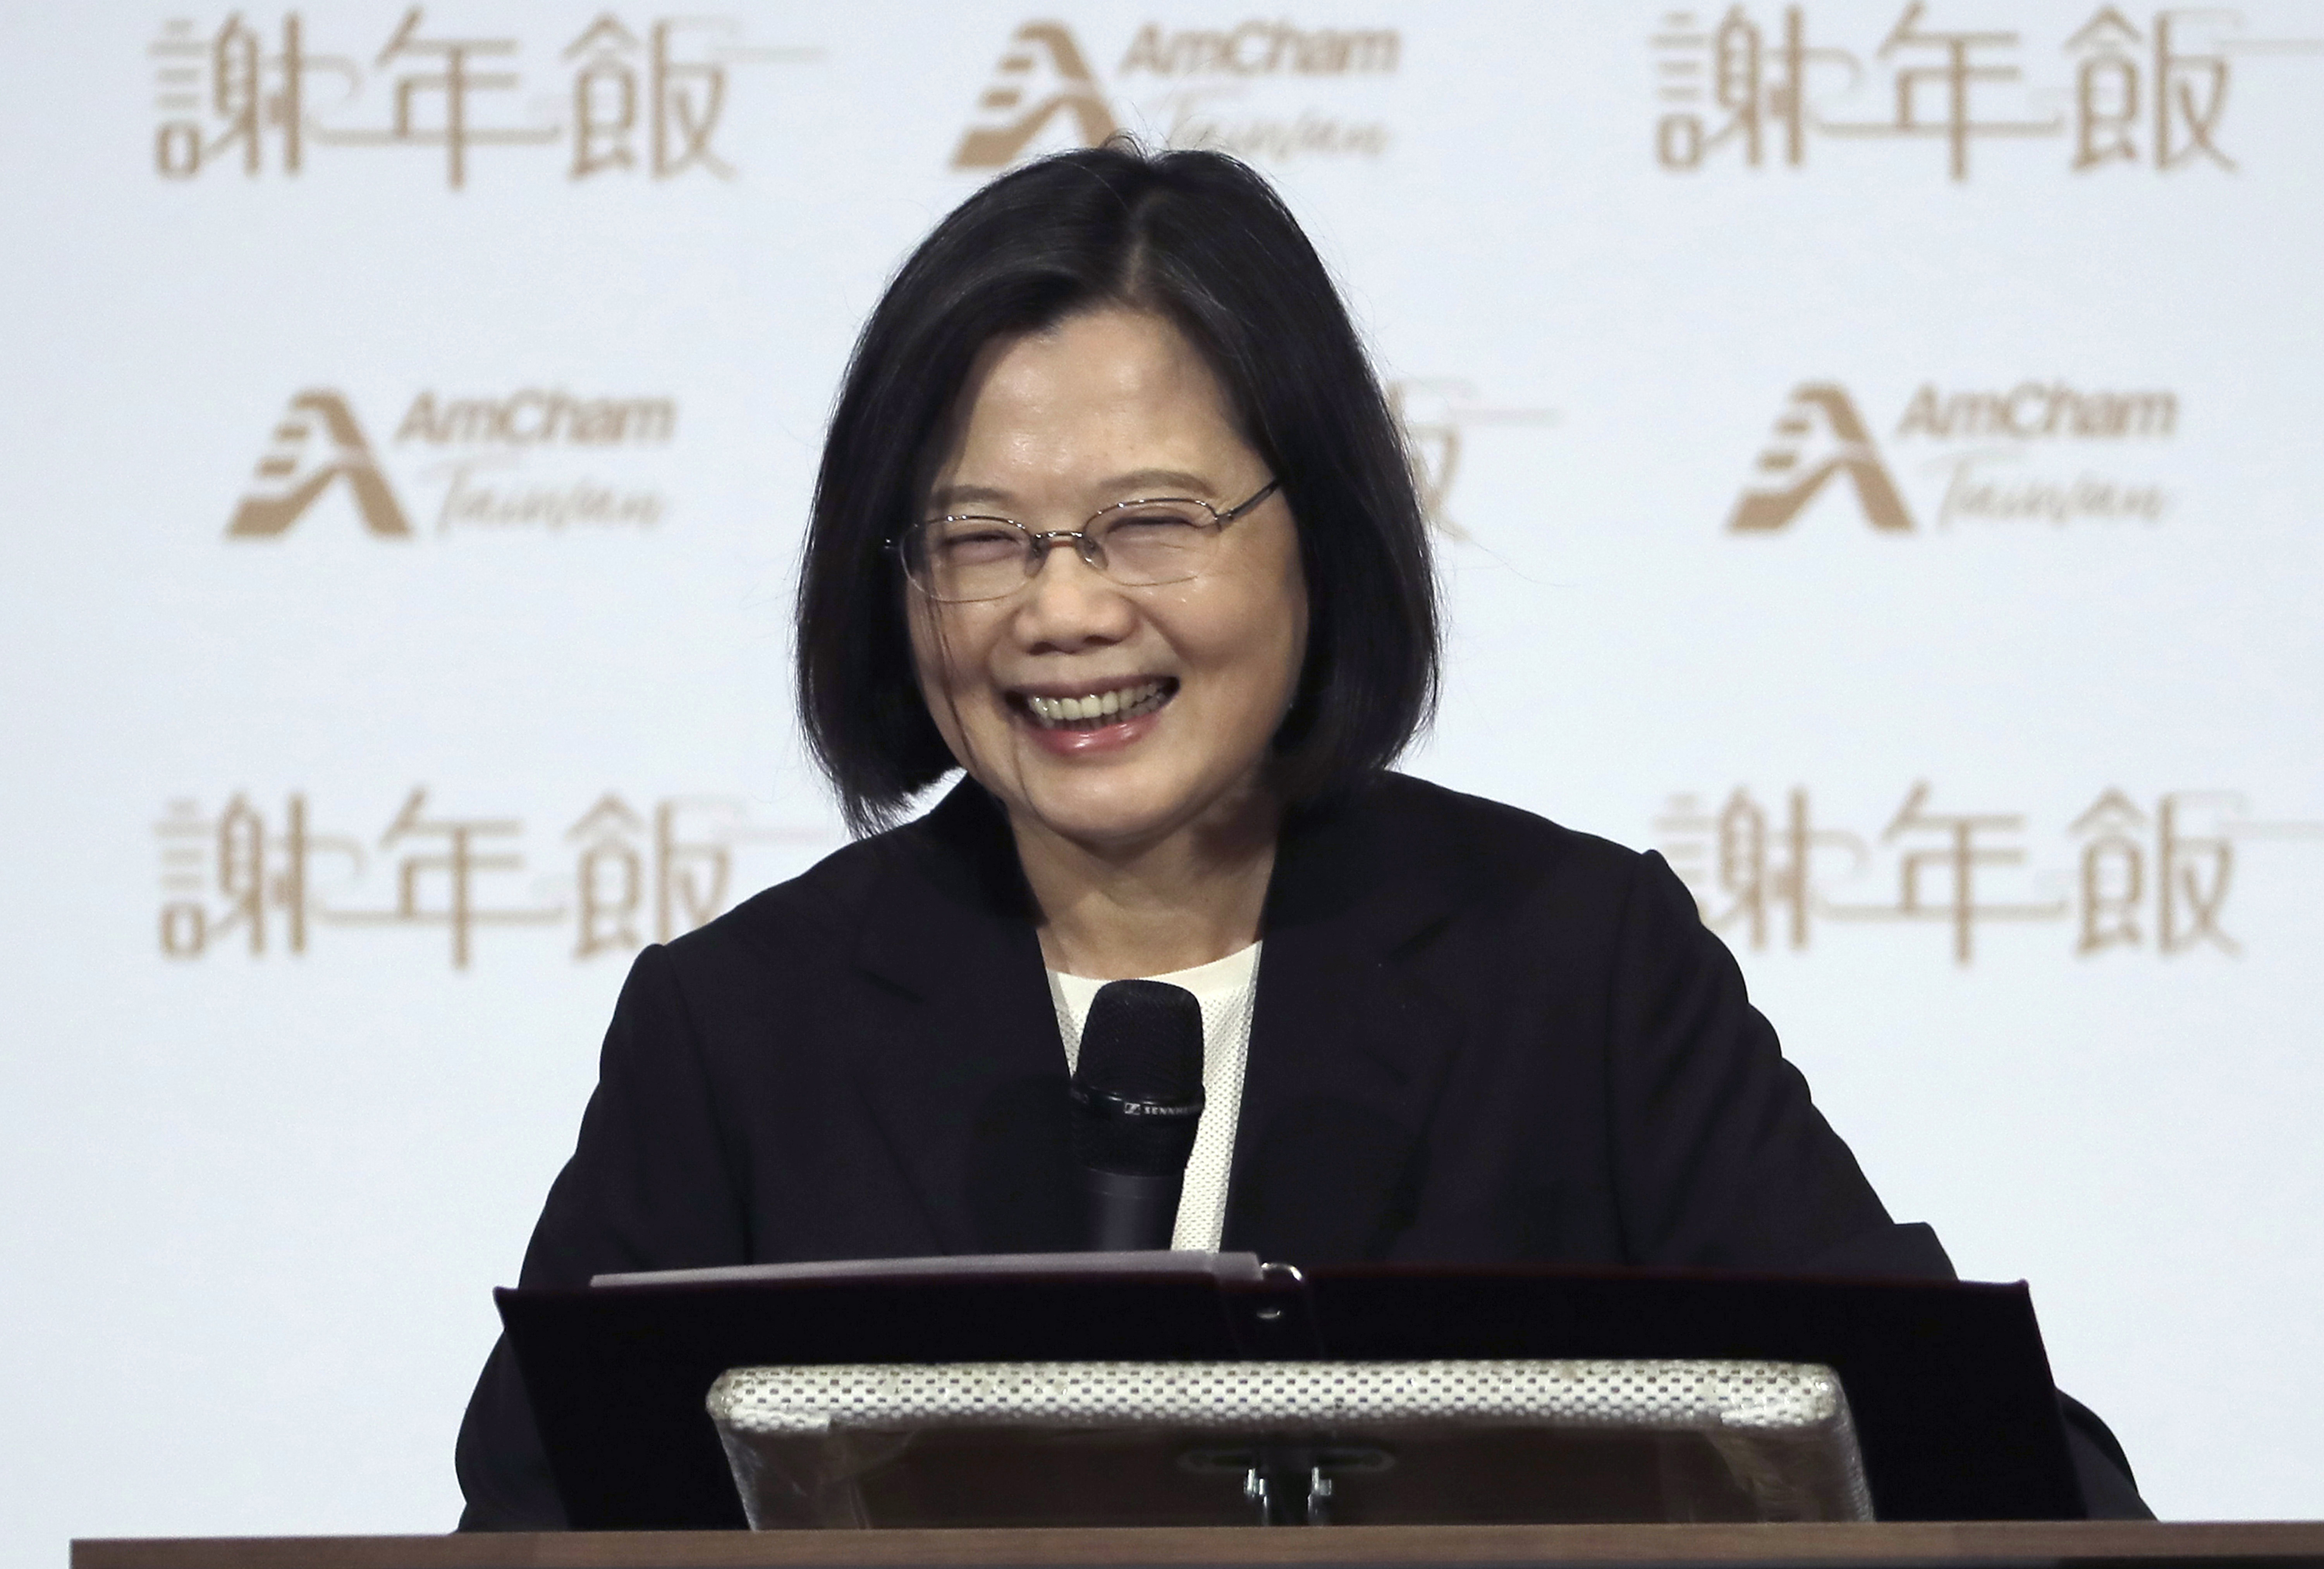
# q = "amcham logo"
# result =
<box><xmin>1728</xmin><ymin>384</ymin><xmax>1913</xmax><ymax>533</ymax></box>
<box><xmin>953</xmin><ymin>23</ymin><xmax>1117</xmax><ymax>170</ymax></box>
<box><xmin>1728</xmin><ymin>378</ymin><xmax>2178</xmax><ymax>533</ymax></box>
<box><xmin>951</xmin><ymin>18</ymin><xmax>1401</xmax><ymax>170</ymax></box>
<box><xmin>228</xmin><ymin>389</ymin><xmax>414</xmax><ymax>538</ymax></box>
<box><xmin>225</xmin><ymin>386</ymin><xmax>676</xmax><ymax>538</ymax></box>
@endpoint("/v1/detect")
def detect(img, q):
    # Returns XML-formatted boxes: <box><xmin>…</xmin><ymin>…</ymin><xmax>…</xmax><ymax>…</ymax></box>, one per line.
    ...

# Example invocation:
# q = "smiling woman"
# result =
<box><xmin>904</xmin><ymin>309</ymin><xmax>1310</xmax><ymax>977</ymax></box>
<box><xmin>795</xmin><ymin>143</ymin><xmax>1436</xmax><ymax>849</ymax></box>
<box><xmin>789</xmin><ymin>144</ymin><xmax>1439</xmax><ymax>981</ymax></box>
<box><xmin>452</xmin><ymin>143</ymin><xmax>2149</xmax><ymax>1528</ymax></box>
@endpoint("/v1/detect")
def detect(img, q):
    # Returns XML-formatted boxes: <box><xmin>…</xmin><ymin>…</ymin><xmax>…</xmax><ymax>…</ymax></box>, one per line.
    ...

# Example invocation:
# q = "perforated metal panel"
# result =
<box><xmin>711</xmin><ymin>1357</ymin><xmax>1851</xmax><ymax>1437</ymax></box>
<box><xmin>706</xmin><ymin>1358</ymin><xmax>1875</xmax><ymax>1527</ymax></box>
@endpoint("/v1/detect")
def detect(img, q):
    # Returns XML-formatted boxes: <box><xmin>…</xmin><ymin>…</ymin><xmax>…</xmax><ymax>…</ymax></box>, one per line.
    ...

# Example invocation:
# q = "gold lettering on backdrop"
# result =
<box><xmin>562</xmin><ymin>795</ymin><xmax>753</xmax><ymax>954</ymax></box>
<box><xmin>395</xmin><ymin>392</ymin><xmax>677</xmax><ymax>446</ymax></box>
<box><xmin>567</xmin><ymin>17</ymin><xmax>646</xmax><ymax>176</ymax></box>
<box><xmin>1651</xmin><ymin>5</ymin><xmax>2324</xmax><ymax>180</ymax></box>
<box><xmin>1388</xmin><ymin>380</ymin><xmax>1560</xmax><ymax>541</ymax></box>
<box><xmin>1816</xmin><ymin>3</ymin><xmax>2060</xmax><ymax>182</ymax></box>
<box><xmin>1117</xmin><ymin>22</ymin><xmax>1399</xmax><ymax>77</ymax></box>
<box><xmin>2066</xmin><ymin>791</ymin><xmax>2242</xmax><ymax>953</ymax></box>
<box><xmin>2157</xmin><ymin>793</ymin><xmax>2240</xmax><ymax>954</ymax></box>
<box><xmin>1896</xmin><ymin>383</ymin><xmax>2177</xmax><ymax>440</ymax></box>
<box><xmin>1120</xmin><ymin>19</ymin><xmax>1399</xmax><ymax>160</ymax></box>
<box><xmin>655</xmin><ymin>800</ymin><xmax>742</xmax><ymax>938</ymax></box>
<box><xmin>2066</xmin><ymin>8</ymin><xmax>2268</xmax><ymax>171</ymax></box>
<box><xmin>1654</xmin><ymin>5</ymin><xmax>1822</xmax><ymax>170</ymax></box>
<box><xmin>1823</xmin><ymin>783</ymin><xmax>2071</xmax><ymax>966</ymax></box>
<box><xmin>1656</xmin><ymin>789</ymin><xmax>1867</xmax><ymax>952</ymax></box>
<box><xmin>568</xmin><ymin>795</ymin><xmax>648</xmax><ymax>958</ymax></box>
<box><xmin>150</xmin><ymin>12</ymin><xmax>818</xmax><ymax>188</ymax></box>
<box><xmin>157</xmin><ymin>786</ymin><xmax>2321</xmax><ymax>971</ymax></box>
<box><xmin>1655</xmin><ymin>784</ymin><xmax>2324</xmax><ymax>966</ymax></box>
<box><xmin>321</xmin><ymin>788</ymin><xmax>563</xmax><ymax>969</ymax></box>
<box><xmin>397</xmin><ymin>393</ymin><xmax>448</xmax><ymax>444</ymax></box>
<box><xmin>561</xmin><ymin>17</ymin><xmax>794</xmax><ymax>180</ymax></box>
<box><xmin>303</xmin><ymin>8</ymin><xmax>560</xmax><ymax>189</ymax></box>
<box><xmin>229</xmin><ymin>388</ymin><xmax>677</xmax><ymax>542</ymax></box>
<box><xmin>227</xmin><ymin>390</ymin><xmax>414</xmax><ymax>538</ymax></box>
<box><xmin>952</xmin><ymin>23</ymin><xmax>1118</xmax><ymax>170</ymax></box>
<box><xmin>1732</xmin><ymin>380</ymin><xmax>2182</xmax><ymax>535</ymax></box>
<box><xmin>2071</xmin><ymin>790</ymin><xmax>2150</xmax><ymax>953</ymax></box>
<box><xmin>159</xmin><ymin>791</ymin><xmax>831</xmax><ymax>969</ymax></box>
<box><xmin>2066</xmin><ymin>9</ymin><xmax>2147</xmax><ymax>167</ymax></box>
<box><xmin>1929</xmin><ymin>451</ymin><xmax>2170</xmax><ymax>528</ymax></box>
<box><xmin>154</xmin><ymin>794</ymin><xmax>362</xmax><ymax>957</ymax></box>
<box><xmin>1159</xmin><ymin>98</ymin><xmax>1392</xmax><ymax>160</ymax></box>
<box><xmin>428</xmin><ymin>460</ymin><xmax>665</xmax><ymax>531</ymax></box>
<box><xmin>951</xmin><ymin>17</ymin><xmax>1401</xmax><ymax>170</ymax></box>
<box><xmin>150</xmin><ymin>14</ymin><xmax>315</xmax><ymax>178</ymax></box>
<box><xmin>1728</xmin><ymin>384</ymin><xmax>1914</xmax><ymax>533</ymax></box>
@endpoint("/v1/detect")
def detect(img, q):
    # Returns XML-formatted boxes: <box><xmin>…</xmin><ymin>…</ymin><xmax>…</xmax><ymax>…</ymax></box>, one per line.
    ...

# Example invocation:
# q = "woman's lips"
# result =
<box><xmin>1009</xmin><ymin>678</ymin><xmax>1177</xmax><ymax>755</ymax></box>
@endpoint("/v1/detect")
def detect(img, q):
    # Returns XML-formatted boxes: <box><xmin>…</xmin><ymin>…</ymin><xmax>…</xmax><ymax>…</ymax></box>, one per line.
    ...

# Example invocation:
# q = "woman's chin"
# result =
<box><xmin>1017</xmin><ymin>796</ymin><xmax>1181</xmax><ymax>852</ymax></box>
<box><xmin>1003</xmin><ymin>768</ymin><xmax>1208</xmax><ymax>853</ymax></box>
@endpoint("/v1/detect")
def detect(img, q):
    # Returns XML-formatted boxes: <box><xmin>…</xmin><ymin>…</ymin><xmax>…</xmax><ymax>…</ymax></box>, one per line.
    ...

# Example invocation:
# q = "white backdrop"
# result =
<box><xmin>3</xmin><ymin>2</ymin><xmax>2321</xmax><ymax>1559</ymax></box>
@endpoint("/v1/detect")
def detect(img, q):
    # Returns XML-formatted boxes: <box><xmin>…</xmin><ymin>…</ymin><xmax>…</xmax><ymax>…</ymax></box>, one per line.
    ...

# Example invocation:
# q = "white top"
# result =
<box><xmin>1047</xmin><ymin>941</ymin><xmax>1262</xmax><ymax>1252</ymax></box>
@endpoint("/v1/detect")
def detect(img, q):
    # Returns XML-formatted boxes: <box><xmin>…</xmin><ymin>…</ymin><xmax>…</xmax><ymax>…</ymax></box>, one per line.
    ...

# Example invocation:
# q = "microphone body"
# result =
<box><xmin>1081</xmin><ymin>1167</ymin><xmax>1186</xmax><ymax>1251</ymax></box>
<box><xmin>1070</xmin><ymin>980</ymin><xmax>1206</xmax><ymax>1251</ymax></box>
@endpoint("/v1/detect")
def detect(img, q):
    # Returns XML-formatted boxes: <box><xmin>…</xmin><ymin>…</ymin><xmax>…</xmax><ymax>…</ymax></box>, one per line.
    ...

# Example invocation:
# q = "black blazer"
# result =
<box><xmin>456</xmin><ymin>773</ymin><xmax>2146</xmax><ymax>1523</ymax></box>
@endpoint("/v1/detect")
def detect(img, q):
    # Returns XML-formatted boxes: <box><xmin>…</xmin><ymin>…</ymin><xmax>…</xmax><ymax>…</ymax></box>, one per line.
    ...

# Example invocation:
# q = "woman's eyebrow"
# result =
<box><xmin>926</xmin><ymin>483</ymin><xmax>1015</xmax><ymax>511</ymax></box>
<box><xmin>927</xmin><ymin>470</ymin><xmax>1221</xmax><ymax>512</ymax></box>
<box><xmin>1100</xmin><ymin>468</ymin><xmax>1215</xmax><ymax>495</ymax></box>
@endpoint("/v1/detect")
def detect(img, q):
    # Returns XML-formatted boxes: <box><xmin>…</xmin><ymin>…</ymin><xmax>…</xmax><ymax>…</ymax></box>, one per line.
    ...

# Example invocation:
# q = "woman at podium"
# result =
<box><xmin>456</xmin><ymin>143</ymin><xmax>2145</xmax><ymax>1526</ymax></box>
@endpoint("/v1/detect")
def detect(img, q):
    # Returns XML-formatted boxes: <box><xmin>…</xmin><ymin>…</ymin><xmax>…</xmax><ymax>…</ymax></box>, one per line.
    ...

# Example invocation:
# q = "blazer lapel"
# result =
<box><xmin>847</xmin><ymin>782</ymin><xmax>1081</xmax><ymax>1256</ymax></box>
<box><xmin>843</xmin><ymin>775</ymin><xmax>1470</xmax><ymax>1264</ymax></box>
<box><xmin>1224</xmin><ymin>780</ymin><xmax>1469</xmax><ymax>1263</ymax></box>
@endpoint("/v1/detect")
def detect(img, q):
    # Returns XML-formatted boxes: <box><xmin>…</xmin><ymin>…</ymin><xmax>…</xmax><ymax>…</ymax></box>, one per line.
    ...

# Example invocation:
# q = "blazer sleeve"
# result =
<box><xmin>1600</xmin><ymin>848</ymin><xmax>1944</xmax><ymax>1274</ymax></box>
<box><xmin>1599</xmin><ymin>850</ymin><xmax>2152</xmax><ymax>1518</ymax></box>
<box><xmin>454</xmin><ymin>942</ymin><xmax>752</xmax><ymax>1529</ymax></box>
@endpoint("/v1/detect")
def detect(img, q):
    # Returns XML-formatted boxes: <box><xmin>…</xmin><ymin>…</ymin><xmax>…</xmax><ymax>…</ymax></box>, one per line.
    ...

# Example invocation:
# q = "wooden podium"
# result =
<box><xmin>96</xmin><ymin>1261</ymin><xmax>2306</xmax><ymax>1562</ymax></box>
<box><xmin>68</xmin><ymin>1521</ymin><xmax>2324</xmax><ymax>1567</ymax></box>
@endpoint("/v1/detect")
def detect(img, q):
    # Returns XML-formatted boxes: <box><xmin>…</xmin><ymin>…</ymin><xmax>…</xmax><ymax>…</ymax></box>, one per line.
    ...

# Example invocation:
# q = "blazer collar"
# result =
<box><xmin>848</xmin><ymin>775</ymin><xmax>1468</xmax><ymax>1262</ymax></box>
<box><xmin>854</xmin><ymin>779</ymin><xmax>1040</xmax><ymax>1000</ymax></box>
<box><xmin>1224</xmin><ymin>779</ymin><xmax>1468</xmax><ymax>1261</ymax></box>
<box><xmin>845</xmin><ymin>783</ymin><xmax>1074</xmax><ymax>1256</ymax></box>
<box><xmin>851</xmin><ymin>776</ymin><xmax>1468</xmax><ymax>994</ymax></box>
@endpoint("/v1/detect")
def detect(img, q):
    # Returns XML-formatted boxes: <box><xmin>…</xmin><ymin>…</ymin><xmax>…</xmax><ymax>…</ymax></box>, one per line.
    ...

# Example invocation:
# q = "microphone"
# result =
<box><xmin>1070</xmin><ymin>979</ymin><xmax>1205</xmax><ymax>1251</ymax></box>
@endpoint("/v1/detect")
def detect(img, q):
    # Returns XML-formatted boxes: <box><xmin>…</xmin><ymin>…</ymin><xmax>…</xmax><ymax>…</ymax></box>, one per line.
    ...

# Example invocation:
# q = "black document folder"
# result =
<box><xmin>495</xmin><ymin>1256</ymin><xmax>2082</xmax><ymax>1529</ymax></box>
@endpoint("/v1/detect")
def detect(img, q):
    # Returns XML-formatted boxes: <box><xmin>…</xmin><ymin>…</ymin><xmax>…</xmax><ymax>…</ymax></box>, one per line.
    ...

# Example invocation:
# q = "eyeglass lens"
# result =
<box><xmin>909</xmin><ymin>501</ymin><xmax>1223</xmax><ymax>602</ymax></box>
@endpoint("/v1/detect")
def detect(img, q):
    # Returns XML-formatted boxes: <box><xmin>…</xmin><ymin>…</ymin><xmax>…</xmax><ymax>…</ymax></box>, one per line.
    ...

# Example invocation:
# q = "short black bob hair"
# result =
<box><xmin>797</xmin><ymin>141</ymin><xmax>1440</xmax><ymax>835</ymax></box>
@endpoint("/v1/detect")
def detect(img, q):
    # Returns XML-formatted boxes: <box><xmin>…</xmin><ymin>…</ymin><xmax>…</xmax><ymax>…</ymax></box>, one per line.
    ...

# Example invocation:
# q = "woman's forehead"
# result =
<box><xmin>931</xmin><ymin>309</ymin><xmax>1258</xmax><ymax>506</ymax></box>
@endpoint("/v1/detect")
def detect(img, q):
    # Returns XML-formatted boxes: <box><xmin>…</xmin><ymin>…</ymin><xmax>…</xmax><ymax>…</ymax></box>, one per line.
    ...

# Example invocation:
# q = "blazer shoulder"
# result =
<box><xmin>655</xmin><ymin>814</ymin><xmax>919</xmax><ymax>978</ymax></box>
<box><xmin>1365</xmin><ymin>772</ymin><xmax>1655</xmax><ymax>901</ymax></box>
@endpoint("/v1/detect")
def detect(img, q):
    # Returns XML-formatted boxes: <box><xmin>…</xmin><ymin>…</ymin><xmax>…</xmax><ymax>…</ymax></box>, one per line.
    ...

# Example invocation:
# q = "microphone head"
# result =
<box><xmin>1071</xmin><ymin>979</ymin><xmax>1205</xmax><ymax>1177</ymax></box>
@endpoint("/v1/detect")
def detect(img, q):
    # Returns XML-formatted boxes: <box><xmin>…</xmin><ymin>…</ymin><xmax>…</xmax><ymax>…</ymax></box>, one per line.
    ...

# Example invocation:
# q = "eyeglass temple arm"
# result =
<box><xmin>1219</xmin><ymin>478</ymin><xmax>1282</xmax><ymax>523</ymax></box>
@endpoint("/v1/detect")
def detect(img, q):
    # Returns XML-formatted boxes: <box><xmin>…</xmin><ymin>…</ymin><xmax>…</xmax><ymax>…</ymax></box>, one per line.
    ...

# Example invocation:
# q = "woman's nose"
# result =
<box><xmin>1012</xmin><ymin>536</ymin><xmax>1134</xmax><ymax>649</ymax></box>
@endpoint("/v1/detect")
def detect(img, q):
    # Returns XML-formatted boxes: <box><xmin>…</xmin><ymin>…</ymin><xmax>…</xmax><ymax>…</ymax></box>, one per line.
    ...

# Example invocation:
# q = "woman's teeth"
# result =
<box><xmin>1022</xmin><ymin>680</ymin><xmax>1172</xmax><ymax>729</ymax></box>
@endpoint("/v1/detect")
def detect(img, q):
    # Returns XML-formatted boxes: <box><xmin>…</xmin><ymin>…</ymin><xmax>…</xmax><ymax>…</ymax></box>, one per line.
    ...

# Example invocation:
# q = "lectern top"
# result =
<box><xmin>498</xmin><ymin>1256</ymin><xmax>2080</xmax><ymax>1528</ymax></box>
